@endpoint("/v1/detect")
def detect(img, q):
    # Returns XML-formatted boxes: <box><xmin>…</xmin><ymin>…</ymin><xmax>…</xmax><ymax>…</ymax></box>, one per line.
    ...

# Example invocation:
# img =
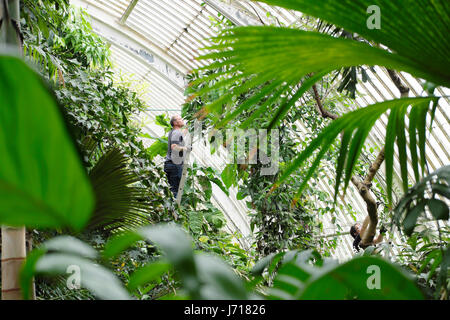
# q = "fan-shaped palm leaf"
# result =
<box><xmin>194</xmin><ymin>0</ymin><xmax>449</xmax><ymax>204</ymax></box>
<box><xmin>86</xmin><ymin>148</ymin><xmax>153</xmax><ymax>232</ymax></box>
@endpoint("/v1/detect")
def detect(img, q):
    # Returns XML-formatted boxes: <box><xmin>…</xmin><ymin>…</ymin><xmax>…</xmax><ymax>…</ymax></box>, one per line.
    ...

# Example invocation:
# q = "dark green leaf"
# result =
<box><xmin>426</xmin><ymin>198</ymin><xmax>449</xmax><ymax>221</ymax></box>
<box><xmin>403</xmin><ymin>200</ymin><xmax>426</xmax><ymax>236</ymax></box>
<box><xmin>128</xmin><ymin>260</ymin><xmax>172</xmax><ymax>291</ymax></box>
<box><xmin>102</xmin><ymin>231</ymin><xmax>144</xmax><ymax>260</ymax></box>
<box><xmin>195</xmin><ymin>254</ymin><xmax>249</xmax><ymax>300</ymax></box>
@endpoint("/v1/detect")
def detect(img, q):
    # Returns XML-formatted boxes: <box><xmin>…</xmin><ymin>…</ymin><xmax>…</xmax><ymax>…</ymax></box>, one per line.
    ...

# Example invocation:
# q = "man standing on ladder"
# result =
<box><xmin>164</xmin><ymin>115</ymin><xmax>191</xmax><ymax>200</ymax></box>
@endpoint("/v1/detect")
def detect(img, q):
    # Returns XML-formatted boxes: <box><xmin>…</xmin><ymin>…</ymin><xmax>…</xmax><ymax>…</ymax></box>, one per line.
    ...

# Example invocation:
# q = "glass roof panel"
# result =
<box><xmin>72</xmin><ymin>0</ymin><xmax>450</xmax><ymax>261</ymax></box>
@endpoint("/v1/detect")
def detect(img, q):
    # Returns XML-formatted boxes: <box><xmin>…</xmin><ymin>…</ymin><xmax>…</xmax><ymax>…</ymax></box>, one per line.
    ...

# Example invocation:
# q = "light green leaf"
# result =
<box><xmin>221</xmin><ymin>164</ymin><xmax>236</xmax><ymax>189</ymax></box>
<box><xmin>34</xmin><ymin>253</ymin><xmax>131</xmax><ymax>300</ymax></box>
<box><xmin>298</xmin><ymin>256</ymin><xmax>423</xmax><ymax>299</ymax></box>
<box><xmin>138</xmin><ymin>224</ymin><xmax>199</xmax><ymax>297</ymax></box>
<box><xmin>189</xmin><ymin>211</ymin><xmax>204</xmax><ymax>234</ymax></box>
<box><xmin>43</xmin><ymin>236</ymin><xmax>98</xmax><ymax>259</ymax></box>
<box><xmin>195</xmin><ymin>254</ymin><xmax>249</xmax><ymax>300</ymax></box>
<box><xmin>128</xmin><ymin>260</ymin><xmax>172</xmax><ymax>291</ymax></box>
<box><xmin>0</xmin><ymin>55</ymin><xmax>94</xmax><ymax>231</ymax></box>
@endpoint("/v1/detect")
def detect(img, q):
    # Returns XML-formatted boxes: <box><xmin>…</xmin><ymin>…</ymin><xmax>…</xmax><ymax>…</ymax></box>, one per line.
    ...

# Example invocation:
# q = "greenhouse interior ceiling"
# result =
<box><xmin>0</xmin><ymin>0</ymin><xmax>449</xmax><ymax>302</ymax></box>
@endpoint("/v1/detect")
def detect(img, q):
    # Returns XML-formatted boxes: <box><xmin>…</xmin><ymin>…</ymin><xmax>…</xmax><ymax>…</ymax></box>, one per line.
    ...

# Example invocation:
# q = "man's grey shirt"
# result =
<box><xmin>165</xmin><ymin>129</ymin><xmax>185</xmax><ymax>163</ymax></box>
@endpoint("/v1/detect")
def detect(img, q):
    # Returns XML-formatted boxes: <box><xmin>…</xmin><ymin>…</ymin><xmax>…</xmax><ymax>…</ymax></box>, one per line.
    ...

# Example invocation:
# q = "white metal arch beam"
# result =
<box><xmin>72</xmin><ymin>0</ymin><xmax>265</xmax><ymax>92</ymax></box>
<box><xmin>202</xmin><ymin>0</ymin><xmax>262</xmax><ymax>26</ymax></box>
<box><xmin>72</xmin><ymin>0</ymin><xmax>188</xmax><ymax>84</ymax></box>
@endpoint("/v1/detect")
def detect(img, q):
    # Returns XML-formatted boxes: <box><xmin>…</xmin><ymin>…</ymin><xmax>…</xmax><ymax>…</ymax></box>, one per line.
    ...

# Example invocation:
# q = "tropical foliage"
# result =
<box><xmin>0</xmin><ymin>1</ymin><xmax>252</xmax><ymax>299</ymax></box>
<box><xmin>189</xmin><ymin>0</ymin><xmax>450</xmax><ymax>298</ymax></box>
<box><xmin>195</xmin><ymin>0</ymin><xmax>449</xmax><ymax>204</ymax></box>
<box><xmin>21</xmin><ymin>224</ymin><xmax>425</xmax><ymax>300</ymax></box>
<box><xmin>0</xmin><ymin>0</ymin><xmax>448</xmax><ymax>302</ymax></box>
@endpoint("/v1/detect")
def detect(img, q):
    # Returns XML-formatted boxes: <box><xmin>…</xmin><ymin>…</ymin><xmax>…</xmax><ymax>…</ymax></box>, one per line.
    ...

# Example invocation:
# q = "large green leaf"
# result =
<box><xmin>188</xmin><ymin>210</ymin><xmax>204</xmax><ymax>234</ymax></box>
<box><xmin>0</xmin><ymin>54</ymin><xmax>94</xmax><ymax>231</ymax></box>
<box><xmin>43</xmin><ymin>235</ymin><xmax>98</xmax><ymax>259</ymax></box>
<box><xmin>197</xmin><ymin>26</ymin><xmax>441</xmax><ymax>130</ymax></box>
<box><xmin>268</xmin><ymin>252</ymin><xmax>423</xmax><ymax>299</ymax></box>
<box><xmin>147</xmin><ymin>138</ymin><xmax>168</xmax><ymax>160</ymax></box>
<box><xmin>103</xmin><ymin>224</ymin><xmax>201</xmax><ymax>298</ymax></box>
<box><xmin>103</xmin><ymin>224</ymin><xmax>250</xmax><ymax>299</ymax></box>
<box><xmin>195</xmin><ymin>254</ymin><xmax>249</xmax><ymax>300</ymax></box>
<box><xmin>298</xmin><ymin>256</ymin><xmax>424</xmax><ymax>299</ymax></box>
<box><xmin>33</xmin><ymin>253</ymin><xmax>131</xmax><ymax>300</ymax></box>
<box><xmin>20</xmin><ymin>236</ymin><xmax>130</xmax><ymax>300</ymax></box>
<box><xmin>200</xmin><ymin>26</ymin><xmax>441</xmax><ymax>85</ymax></box>
<box><xmin>197</xmin><ymin>17</ymin><xmax>449</xmax><ymax>130</ymax></box>
<box><xmin>257</xmin><ymin>0</ymin><xmax>450</xmax><ymax>87</ymax></box>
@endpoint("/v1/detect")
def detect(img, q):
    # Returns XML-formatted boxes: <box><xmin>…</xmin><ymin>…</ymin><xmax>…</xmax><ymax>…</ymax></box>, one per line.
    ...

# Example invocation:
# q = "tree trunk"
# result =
<box><xmin>312</xmin><ymin>82</ymin><xmax>385</xmax><ymax>245</ymax></box>
<box><xmin>1</xmin><ymin>227</ymin><xmax>26</xmax><ymax>299</ymax></box>
<box><xmin>311</xmin><ymin>66</ymin><xmax>409</xmax><ymax>247</ymax></box>
<box><xmin>1</xmin><ymin>0</ymin><xmax>27</xmax><ymax>300</ymax></box>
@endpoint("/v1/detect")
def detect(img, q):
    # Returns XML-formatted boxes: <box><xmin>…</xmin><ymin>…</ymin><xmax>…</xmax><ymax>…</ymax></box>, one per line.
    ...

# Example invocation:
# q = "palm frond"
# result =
<box><xmin>257</xmin><ymin>0</ymin><xmax>450</xmax><ymax>86</ymax></box>
<box><xmin>23</xmin><ymin>42</ymin><xmax>65</xmax><ymax>83</ymax></box>
<box><xmin>272</xmin><ymin>97</ymin><xmax>439</xmax><ymax>205</ymax></box>
<box><xmin>86</xmin><ymin>148</ymin><xmax>153</xmax><ymax>232</ymax></box>
<box><xmin>196</xmin><ymin>25</ymin><xmax>447</xmax><ymax>131</ymax></box>
<box><xmin>193</xmin><ymin>0</ymin><xmax>449</xmax><ymax>205</ymax></box>
<box><xmin>394</xmin><ymin>165</ymin><xmax>450</xmax><ymax>236</ymax></box>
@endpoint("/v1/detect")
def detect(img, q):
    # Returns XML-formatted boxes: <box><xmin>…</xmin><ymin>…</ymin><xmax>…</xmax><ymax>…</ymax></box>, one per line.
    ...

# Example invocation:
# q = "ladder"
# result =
<box><xmin>175</xmin><ymin>149</ymin><xmax>191</xmax><ymax>206</ymax></box>
<box><xmin>175</xmin><ymin>129</ymin><xmax>193</xmax><ymax>206</ymax></box>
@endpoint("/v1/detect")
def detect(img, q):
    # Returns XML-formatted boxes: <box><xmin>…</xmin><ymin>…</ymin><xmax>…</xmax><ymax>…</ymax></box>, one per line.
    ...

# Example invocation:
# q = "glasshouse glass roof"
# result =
<box><xmin>70</xmin><ymin>0</ymin><xmax>450</xmax><ymax>261</ymax></box>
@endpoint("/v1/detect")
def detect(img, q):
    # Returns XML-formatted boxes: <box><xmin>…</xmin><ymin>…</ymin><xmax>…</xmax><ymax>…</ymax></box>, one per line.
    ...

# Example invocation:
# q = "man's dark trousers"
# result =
<box><xmin>164</xmin><ymin>160</ymin><xmax>183</xmax><ymax>198</ymax></box>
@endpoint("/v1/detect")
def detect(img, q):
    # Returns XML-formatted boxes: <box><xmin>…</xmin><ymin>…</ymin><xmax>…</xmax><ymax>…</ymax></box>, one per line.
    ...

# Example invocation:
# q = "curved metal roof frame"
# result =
<box><xmin>72</xmin><ymin>0</ymin><xmax>450</xmax><ymax>260</ymax></box>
